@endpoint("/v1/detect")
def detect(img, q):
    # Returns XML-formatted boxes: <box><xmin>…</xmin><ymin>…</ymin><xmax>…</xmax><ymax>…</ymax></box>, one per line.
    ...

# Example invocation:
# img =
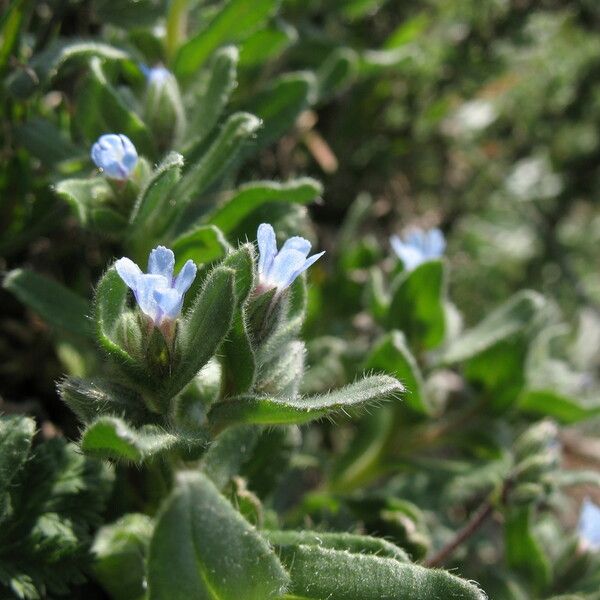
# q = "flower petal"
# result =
<box><xmin>173</xmin><ymin>260</ymin><xmax>197</xmax><ymax>294</ymax></box>
<box><xmin>279</xmin><ymin>236</ymin><xmax>311</xmax><ymax>258</ymax></box>
<box><xmin>115</xmin><ymin>257</ymin><xmax>142</xmax><ymax>291</ymax></box>
<box><xmin>148</xmin><ymin>246</ymin><xmax>175</xmax><ymax>279</ymax></box>
<box><xmin>426</xmin><ymin>228</ymin><xmax>446</xmax><ymax>258</ymax></box>
<box><xmin>579</xmin><ymin>498</ymin><xmax>600</xmax><ymax>551</ymax></box>
<box><xmin>257</xmin><ymin>223</ymin><xmax>277</xmax><ymax>276</ymax></box>
<box><xmin>288</xmin><ymin>250</ymin><xmax>325</xmax><ymax>285</ymax></box>
<box><xmin>390</xmin><ymin>236</ymin><xmax>424</xmax><ymax>271</ymax></box>
<box><xmin>154</xmin><ymin>288</ymin><xmax>183</xmax><ymax>323</ymax></box>
<box><xmin>265</xmin><ymin>248</ymin><xmax>307</xmax><ymax>290</ymax></box>
<box><xmin>135</xmin><ymin>274</ymin><xmax>169</xmax><ymax>323</ymax></box>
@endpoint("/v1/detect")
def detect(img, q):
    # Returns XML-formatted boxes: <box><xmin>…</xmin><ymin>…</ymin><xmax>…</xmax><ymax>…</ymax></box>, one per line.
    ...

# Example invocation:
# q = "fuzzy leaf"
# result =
<box><xmin>388</xmin><ymin>260</ymin><xmax>446</xmax><ymax>350</ymax></box>
<box><xmin>53</xmin><ymin>177</ymin><xmax>114</xmax><ymax>228</ymax></box>
<box><xmin>171</xmin><ymin>225</ymin><xmax>231</xmax><ymax>268</ymax></box>
<box><xmin>174</xmin><ymin>0</ymin><xmax>278</xmax><ymax>78</ymax></box>
<box><xmin>128</xmin><ymin>151</ymin><xmax>184</xmax><ymax>247</ymax></box>
<box><xmin>277</xmin><ymin>544</ymin><xmax>486</xmax><ymax>599</ymax></box>
<box><xmin>81</xmin><ymin>416</ymin><xmax>177</xmax><ymax>462</ymax></box>
<box><xmin>205</xmin><ymin>178</ymin><xmax>322</xmax><ymax>234</ymax></box>
<box><xmin>0</xmin><ymin>415</ymin><xmax>35</xmax><ymax>499</ymax></box>
<box><xmin>248</xmin><ymin>72</ymin><xmax>315</xmax><ymax>149</ymax></box>
<box><xmin>183</xmin><ymin>46</ymin><xmax>239</xmax><ymax>153</ymax></box>
<box><xmin>3</xmin><ymin>268</ymin><xmax>92</xmax><ymax>338</ymax></box>
<box><xmin>364</xmin><ymin>330</ymin><xmax>429</xmax><ymax>414</ymax></box>
<box><xmin>147</xmin><ymin>472</ymin><xmax>289</xmax><ymax>599</ymax></box>
<box><xmin>443</xmin><ymin>291</ymin><xmax>545</xmax><ymax>364</ymax></box>
<box><xmin>167</xmin><ymin>267</ymin><xmax>236</xmax><ymax>398</ymax></box>
<box><xmin>208</xmin><ymin>375</ymin><xmax>403</xmax><ymax>433</ymax></box>
<box><xmin>176</xmin><ymin>112</ymin><xmax>261</xmax><ymax>209</ymax></box>
<box><xmin>517</xmin><ymin>389</ymin><xmax>600</xmax><ymax>424</ymax></box>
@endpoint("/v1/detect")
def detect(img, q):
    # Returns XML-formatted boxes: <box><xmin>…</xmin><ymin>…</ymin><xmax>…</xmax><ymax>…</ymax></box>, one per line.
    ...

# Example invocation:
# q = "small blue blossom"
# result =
<box><xmin>140</xmin><ymin>63</ymin><xmax>172</xmax><ymax>85</ymax></box>
<box><xmin>91</xmin><ymin>134</ymin><xmax>138</xmax><ymax>181</ymax></box>
<box><xmin>257</xmin><ymin>223</ymin><xmax>325</xmax><ymax>292</ymax></box>
<box><xmin>390</xmin><ymin>228</ymin><xmax>446</xmax><ymax>271</ymax></box>
<box><xmin>115</xmin><ymin>246</ymin><xmax>197</xmax><ymax>327</ymax></box>
<box><xmin>578</xmin><ymin>497</ymin><xmax>600</xmax><ymax>552</ymax></box>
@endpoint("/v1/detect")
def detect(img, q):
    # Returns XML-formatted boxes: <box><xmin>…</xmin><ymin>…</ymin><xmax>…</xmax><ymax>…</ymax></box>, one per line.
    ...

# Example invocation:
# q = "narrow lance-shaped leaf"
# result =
<box><xmin>3</xmin><ymin>268</ymin><xmax>92</xmax><ymax>338</ymax></box>
<box><xmin>388</xmin><ymin>260</ymin><xmax>446</xmax><ymax>351</ymax></box>
<box><xmin>0</xmin><ymin>415</ymin><xmax>35</xmax><ymax>497</ymax></box>
<box><xmin>175</xmin><ymin>112</ymin><xmax>261</xmax><ymax>216</ymax></box>
<box><xmin>443</xmin><ymin>291</ymin><xmax>545</xmax><ymax>364</ymax></box>
<box><xmin>247</xmin><ymin>72</ymin><xmax>315</xmax><ymax>150</ymax></box>
<box><xmin>6</xmin><ymin>39</ymin><xmax>129</xmax><ymax>98</ymax></box>
<box><xmin>204</xmin><ymin>178</ymin><xmax>322</xmax><ymax>234</ymax></box>
<box><xmin>277</xmin><ymin>544</ymin><xmax>486</xmax><ymax>600</ymax></box>
<box><xmin>208</xmin><ymin>375</ymin><xmax>404</xmax><ymax>434</ymax></box>
<box><xmin>128</xmin><ymin>152</ymin><xmax>184</xmax><ymax>250</ymax></box>
<box><xmin>182</xmin><ymin>46</ymin><xmax>239</xmax><ymax>154</ymax></box>
<box><xmin>147</xmin><ymin>472</ymin><xmax>289</xmax><ymax>600</ymax></box>
<box><xmin>170</xmin><ymin>225</ymin><xmax>231</xmax><ymax>269</ymax></box>
<box><xmin>364</xmin><ymin>330</ymin><xmax>430</xmax><ymax>415</ymax></box>
<box><xmin>174</xmin><ymin>0</ymin><xmax>278</xmax><ymax>78</ymax></box>
<box><xmin>166</xmin><ymin>266</ymin><xmax>236</xmax><ymax>398</ymax></box>
<box><xmin>81</xmin><ymin>416</ymin><xmax>177</xmax><ymax>463</ymax></box>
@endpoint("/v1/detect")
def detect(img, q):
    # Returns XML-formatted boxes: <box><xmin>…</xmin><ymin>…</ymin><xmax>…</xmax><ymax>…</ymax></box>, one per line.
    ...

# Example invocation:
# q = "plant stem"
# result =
<box><xmin>424</xmin><ymin>500</ymin><xmax>494</xmax><ymax>568</ymax></box>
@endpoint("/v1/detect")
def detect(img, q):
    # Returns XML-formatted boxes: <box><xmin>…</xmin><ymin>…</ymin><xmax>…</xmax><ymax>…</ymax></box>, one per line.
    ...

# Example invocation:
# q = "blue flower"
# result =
<box><xmin>140</xmin><ymin>63</ymin><xmax>172</xmax><ymax>85</ymax></box>
<box><xmin>578</xmin><ymin>497</ymin><xmax>600</xmax><ymax>552</ymax></box>
<box><xmin>390</xmin><ymin>228</ymin><xmax>446</xmax><ymax>271</ymax></box>
<box><xmin>115</xmin><ymin>246</ymin><xmax>197</xmax><ymax>326</ymax></box>
<box><xmin>91</xmin><ymin>134</ymin><xmax>138</xmax><ymax>180</ymax></box>
<box><xmin>257</xmin><ymin>223</ymin><xmax>325</xmax><ymax>292</ymax></box>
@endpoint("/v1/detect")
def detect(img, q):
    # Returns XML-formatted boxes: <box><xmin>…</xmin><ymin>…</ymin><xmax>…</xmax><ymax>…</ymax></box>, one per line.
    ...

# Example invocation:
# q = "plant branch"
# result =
<box><xmin>424</xmin><ymin>500</ymin><xmax>494</xmax><ymax>568</ymax></box>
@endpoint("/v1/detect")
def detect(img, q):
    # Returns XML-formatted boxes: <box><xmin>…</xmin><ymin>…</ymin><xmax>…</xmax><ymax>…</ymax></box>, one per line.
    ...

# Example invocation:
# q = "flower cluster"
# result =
<box><xmin>115</xmin><ymin>246</ymin><xmax>196</xmax><ymax>327</ymax></box>
<box><xmin>91</xmin><ymin>133</ymin><xmax>138</xmax><ymax>181</ymax></box>
<box><xmin>390</xmin><ymin>227</ymin><xmax>445</xmax><ymax>271</ymax></box>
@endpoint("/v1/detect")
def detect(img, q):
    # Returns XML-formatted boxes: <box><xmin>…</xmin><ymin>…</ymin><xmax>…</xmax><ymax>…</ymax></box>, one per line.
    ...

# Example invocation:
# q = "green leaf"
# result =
<box><xmin>265</xmin><ymin>530</ymin><xmax>410</xmax><ymax>562</ymax></box>
<box><xmin>316</xmin><ymin>47</ymin><xmax>359</xmax><ymax>100</ymax></box>
<box><xmin>168</xmin><ymin>266</ymin><xmax>236</xmax><ymax>398</ymax></box>
<box><xmin>128</xmin><ymin>152</ymin><xmax>184</xmax><ymax>249</ymax></box>
<box><xmin>208</xmin><ymin>375</ymin><xmax>404</xmax><ymax>433</ymax></box>
<box><xmin>239</xmin><ymin>22</ymin><xmax>297</xmax><ymax>67</ymax></box>
<box><xmin>277</xmin><ymin>544</ymin><xmax>486</xmax><ymax>599</ymax></box>
<box><xmin>220</xmin><ymin>247</ymin><xmax>257</xmax><ymax>396</ymax></box>
<box><xmin>171</xmin><ymin>225</ymin><xmax>231</xmax><ymax>268</ymax></box>
<box><xmin>58</xmin><ymin>377</ymin><xmax>149</xmax><ymax>425</ymax></box>
<box><xmin>81</xmin><ymin>416</ymin><xmax>177</xmax><ymax>462</ymax></box>
<box><xmin>53</xmin><ymin>177</ymin><xmax>114</xmax><ymax>228</ymax></box>
<box><xmin>94</xmin><ymin>266</ymin><xmax>144</xmax><ymax>378</ymax></box>
<box><xmin>174</xmin><ymin>0</ymin><xmax>279</xmax><ymax>78</ymax></box>
<box><xmin>330</xmin><ymin>408</ymin><xmax>395</xmax><ymax>492</ymax></box>
<box><xmin>176</xmin><ymin>112</ymin><xmax>261</xmax><ymax>209</ymax></box>
<box><xmin>183</xmin><ymin>46</ymin><xmax>239</xmax><ymax>154</ymax></box>
<box><xmin>3</xmin><ymin>268</ymin><xmax>92</xmax><ymax>338</ymax></box>
<box><xmin>0</xmin><ymin>415</ymin><xmax>35</xmax><ymax>498</ymax></box>
<box><xmin>247</xmin><ymin>72</ymin><xmax>315</xmax><ymax>149</ymax></box>
<box><xmin>364</xmin><ymin>331</ymin><xmax>430</xmax><ymax>415</ymax></box>
<box><xmin>517</xmin><ymin>389</ymin><xmax>600</xmax><ymax>424</ymax></box>
<box><xmin>6</xmin><ymin>39</ymin><xmax>129</xmax><ymax>98</ymax></box>
<box><xmin>505</xmin><ymin>506</ymin><xmax>551</xmax><ymax>592</ymax></box>
<box><xmin>204</xmin><ymin>178</ymin><xmax>322</xmax><ymax>234</ymax></box>
<box><xmin>15</xmin><ymin>117</ymin><xmax>81</xmax><ymax>168</ymax></box>
<box><xmin>147</xmin><ymin>472</ymin><xmax>289</xmax><ymax>600</ymax></box>
<box><xmin>0</xmin><ymin>0</ymin><xmax>25</xmax><ymax>73</ymax></box>
<box><xmin>443</xmin><ymin>291</ymin><xmax>545</xmax><ymax>364</ymax></box>
<box><xmin>75</xmin><ymin>58</ymin><xmax>153</xmax><ymax>155</ymax></box>
<box><xmin>202</xmin><ymin>425</ymin><xmax>261</xmax><ymax>489</ymax></box>
<box><xmin>388</xmin><ymin>260</ymin><xmax>446</xmax><ymax>350</ymax></box>
<box><xmin>93</xmin><ymin>514</ymin><xmax>154</xmax><ymax>600</ymax></box>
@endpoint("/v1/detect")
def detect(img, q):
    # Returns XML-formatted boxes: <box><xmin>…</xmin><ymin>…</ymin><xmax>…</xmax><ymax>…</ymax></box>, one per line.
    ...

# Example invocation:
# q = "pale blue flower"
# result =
<box><xmin>390</xmin><ymin>228</ymin><xmax>445</xmax><ymax>271</ymax></box>
<box><xmin>257</xmin><ymin>223</ymin><xmax>325</xmax><ymax>292</ymax></box>
<box><xmin>115</xmin><ymin>246</ymin><xmax>196</xmax><ymax>326</ymax></box>
<box><xmin>91</xmin><ymin>134</ymin><xmax>138</xmax><ymax>180</ymax></box>
<box><xmin>578</xmin><ymin>497</ymin><xmax>600</xmax><ymax>551</ymax></box>
<box><xmin>140</xmin><ymin>64</ymin><xmax>172</xmax><ymax>85</ymax></box>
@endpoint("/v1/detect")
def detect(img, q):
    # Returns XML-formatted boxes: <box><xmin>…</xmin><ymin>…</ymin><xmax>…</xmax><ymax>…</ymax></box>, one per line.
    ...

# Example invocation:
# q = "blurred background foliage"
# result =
<box><xmin>2</xmin><ymin>0</ymin><xmax>600</xmax><ymax>598</ymax></box>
